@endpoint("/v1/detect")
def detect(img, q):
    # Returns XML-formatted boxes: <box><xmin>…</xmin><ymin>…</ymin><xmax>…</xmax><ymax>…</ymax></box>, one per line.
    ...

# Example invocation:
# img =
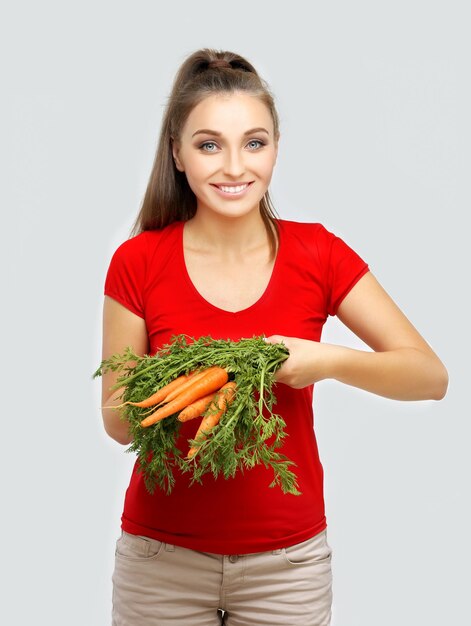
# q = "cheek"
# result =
<box><xmin>185</xmin><ymin>158</ymin><xmax>213</xmax><ymax>186</ymax></box>
<box><xmin>260</xmin><ymin>161</ymin><xmax>276</xmax><ymax>184</ymax></box>
<box><xmin>257</xmin><ymin>150</ymin><xmax>277</xmax><ymax>177</ymax></box>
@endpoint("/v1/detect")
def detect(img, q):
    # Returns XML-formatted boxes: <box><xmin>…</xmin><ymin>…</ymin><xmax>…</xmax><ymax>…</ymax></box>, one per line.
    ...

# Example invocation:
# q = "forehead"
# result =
<box><xmin>182</xmin><ymin>93</ymin><xmax>273</xmax><ymax>136</ymax></box>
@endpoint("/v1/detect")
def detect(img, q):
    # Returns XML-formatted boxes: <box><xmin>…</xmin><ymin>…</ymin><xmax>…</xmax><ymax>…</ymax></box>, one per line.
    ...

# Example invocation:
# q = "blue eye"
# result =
<box><xmin>199</xmin><ymin>141</ymin><xmax>218</xmax><ymax>152</ymax></box>
<box><xmin>247</xmin><ymin>139</ymin><xmax>265</xmax><ymax>149</ymax></box>
<box><xmin>198</xmin><ymin>139</ymin><xmax>266</xmax><ymax>152</ymax></box>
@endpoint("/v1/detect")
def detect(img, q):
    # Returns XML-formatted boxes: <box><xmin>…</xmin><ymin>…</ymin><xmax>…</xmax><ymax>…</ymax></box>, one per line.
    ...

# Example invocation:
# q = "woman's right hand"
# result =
<box><xmin>264</xmin><ymin>335</ymin><xmax>336</xmax><ymax>389</ymax></box>
<box><xmin>101</xmin><ymin>296</ymin><xmax>149</xmax><ymax>444</ymax></box>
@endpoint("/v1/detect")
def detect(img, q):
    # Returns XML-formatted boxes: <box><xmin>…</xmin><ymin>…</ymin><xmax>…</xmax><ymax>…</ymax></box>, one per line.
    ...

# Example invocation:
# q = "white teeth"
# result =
<box><xmin>217</xmin><ymin>184</ymin><xmax>249</xmax><ymax>193</ymax></box>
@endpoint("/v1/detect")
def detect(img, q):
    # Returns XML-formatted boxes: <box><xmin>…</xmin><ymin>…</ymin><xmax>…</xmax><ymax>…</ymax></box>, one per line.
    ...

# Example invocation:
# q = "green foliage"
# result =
<box><xmin>94</xmin><ymin>334</ymin><xmax>301</xmax><ymax>496</ymax></box>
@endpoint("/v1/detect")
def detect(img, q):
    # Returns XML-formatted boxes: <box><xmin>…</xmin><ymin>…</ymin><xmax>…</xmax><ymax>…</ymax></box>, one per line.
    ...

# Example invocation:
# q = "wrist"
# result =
<box><xmin>321</xmin><ymin>343</ymin><xmax>354</xmax><ymax>382</ymax></box>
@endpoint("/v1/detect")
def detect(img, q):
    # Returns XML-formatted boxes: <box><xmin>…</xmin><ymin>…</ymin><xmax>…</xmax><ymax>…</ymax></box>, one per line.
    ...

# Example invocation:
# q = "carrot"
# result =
<box><xmin>162</xmin><ymin>367</ymin><xmax>220</xmax><ymax>404</ymax></box>
<box><xmin>140</xmin><ymin>366</ymin><xmax>229</xmax><ymax>427</ymax></box>
<box><xmin>105</xmin><ymin>374</ymin><xmax>190</xmax><ymax>409</ymax></box>
<box><xmin>187</xmin><ymin>382</ymin><xmax>237</xmax><ymax>458</ymax></box>
<box><xmin>177</xmin><ymin>392</ymin><xmax>218</xmax><ymax>422</ymax></box>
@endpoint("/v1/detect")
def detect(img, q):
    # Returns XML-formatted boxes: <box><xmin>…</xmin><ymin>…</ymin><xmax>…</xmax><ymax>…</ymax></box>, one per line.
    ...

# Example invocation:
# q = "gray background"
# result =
<box><xmin>2</xmin><ymin>1</ymin><xmax>469</xmax><ymax>624</ymax></box>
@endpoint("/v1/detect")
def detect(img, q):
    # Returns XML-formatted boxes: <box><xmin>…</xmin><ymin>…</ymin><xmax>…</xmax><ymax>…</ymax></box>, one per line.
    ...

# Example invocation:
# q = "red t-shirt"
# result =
<box><xmin>103</xmin><ymin>218</ymin><xmax>369</xmax><ymax>554</ymax></box>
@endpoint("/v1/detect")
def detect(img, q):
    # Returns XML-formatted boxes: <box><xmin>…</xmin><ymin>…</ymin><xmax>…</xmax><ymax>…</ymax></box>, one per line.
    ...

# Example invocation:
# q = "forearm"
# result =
<box><xmin>100</xmin><ymin>297</ymin><xmax>149</xmax><ymax>445</ymax></box>
<box><xmin>326</xmin><ymin>344</ymin><xmax>449</xmax><ymax>401</ymax></box>
<box><xmin>102</xmin><ymin>386</ymin><xmax>134</xmax><ymax>445</ymax></box>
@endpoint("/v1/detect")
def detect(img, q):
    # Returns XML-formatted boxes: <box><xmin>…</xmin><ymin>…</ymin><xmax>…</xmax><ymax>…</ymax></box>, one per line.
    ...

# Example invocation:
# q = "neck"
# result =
<box><xmin>184</xmin><ymin>208</ymin><xmax>273</xmax><ymax>256</ymax></box>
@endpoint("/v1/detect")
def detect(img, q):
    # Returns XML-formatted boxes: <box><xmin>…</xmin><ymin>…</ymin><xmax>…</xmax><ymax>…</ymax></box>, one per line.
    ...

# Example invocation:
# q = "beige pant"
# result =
<box><xmin>112</xmin><ymin>528</ymin><xmax>333</xmax><ymax>626</ymax></box>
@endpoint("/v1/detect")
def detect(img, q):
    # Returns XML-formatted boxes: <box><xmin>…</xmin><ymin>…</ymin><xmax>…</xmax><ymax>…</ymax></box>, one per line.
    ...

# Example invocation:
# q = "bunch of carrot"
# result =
<box><xmin>114</xmin><ymin>365</ymin><xmax>237</xmax><ymax>458</ymax></box>
<box><xmin>94</xmin><ymin>335</ymin><xmax>300</xmax><ymax>496</ymax></box>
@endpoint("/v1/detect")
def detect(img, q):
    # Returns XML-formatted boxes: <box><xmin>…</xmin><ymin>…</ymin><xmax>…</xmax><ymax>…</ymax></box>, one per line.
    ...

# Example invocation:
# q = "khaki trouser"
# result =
<box><xmin>112</xmin><ymin>528</ymin><xmax>333</xmax><ymax>625</ymax></box>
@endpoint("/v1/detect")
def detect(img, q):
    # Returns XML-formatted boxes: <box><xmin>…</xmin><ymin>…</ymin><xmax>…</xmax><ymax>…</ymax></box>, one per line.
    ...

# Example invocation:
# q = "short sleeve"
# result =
<box><xmin>322</xmin><ymin>226</ymin><xmax>369</xmax><ymax>316</ymax></box>
<box><xmin>103</xmin><ymin>232</ymin><xmax>148</xmax><ymax>318</ymax></box>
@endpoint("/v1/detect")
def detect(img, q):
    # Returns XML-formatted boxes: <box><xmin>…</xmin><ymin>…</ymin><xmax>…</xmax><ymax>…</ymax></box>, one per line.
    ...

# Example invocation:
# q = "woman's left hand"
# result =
<box><xmin>264</xmin><ymin>335</ymin><xmax>338</xmax><ymax>389</ymax></box>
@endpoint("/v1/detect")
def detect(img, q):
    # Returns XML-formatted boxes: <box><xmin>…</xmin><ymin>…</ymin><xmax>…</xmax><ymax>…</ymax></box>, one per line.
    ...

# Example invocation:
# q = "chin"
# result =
<box><xmin>196</xmin><ymin>201</ymin><xmax>262</xmax><ymax>220</ymax></box>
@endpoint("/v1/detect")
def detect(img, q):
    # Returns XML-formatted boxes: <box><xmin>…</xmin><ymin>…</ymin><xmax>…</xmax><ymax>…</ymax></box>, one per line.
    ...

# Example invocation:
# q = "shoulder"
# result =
<box><xmin>111</xmin><ymin>230</ymin><xmax>149</xmax><ymax>257</ymax></box>
<box><xmin>109</xmin><ymin>221</ymin><xmax>182</xmax><ymax>265</ymax></box>
<box><xmin>276</xmin><ymin>218</ymin><xmax>337</xmax><ymax>258</ymax></box>
<box><xmin>277</xmin><ymin>218</ymin><xmax>363</xmax><ymax>249</ymax></box>
<box><xmin>103</xmin><ymin>222</ymin><xmax>183</xmax><ymax>312</ymax></box>
<box><xmin>277</xmin><ymin>218</ymin><xmax>333</xmax><ymax>239</ymax></box>
<box><xmin>276</xmin><ymin>218</ymin><xmax>368</xmax><ymax>277</ymax></box>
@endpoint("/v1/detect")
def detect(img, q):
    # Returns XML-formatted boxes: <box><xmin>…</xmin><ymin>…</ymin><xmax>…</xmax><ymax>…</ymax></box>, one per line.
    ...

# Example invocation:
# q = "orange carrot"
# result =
<box><xmin>187</xmin><ymin>381</ymin><xmax>237</xmax><ymax>458</ymax></box>
<box><xmin>106</xmin><ymin>374</ymin><xmax>190</xmax><ymax>409</ymax></box>
<box><xmin>140</xmin><ymin>367</ymin><xmax>229</xmax><ymax>428</ymax></box>
<box><xmin>177</xmin><ymin>392</ymin><xmax>218</xmax><ymax>422</ymax></box>
<box><xmin>162</xmin><ymin>367</ymin><xmax>220</xmax><ymax>404</ymax></box>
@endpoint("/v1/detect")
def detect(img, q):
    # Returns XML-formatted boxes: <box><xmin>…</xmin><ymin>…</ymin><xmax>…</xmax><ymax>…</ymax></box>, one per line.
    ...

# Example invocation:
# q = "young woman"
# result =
<box><xmin>100</xmin><ymin>48</ymin><xmax>448</xmax><ymax>626</ymax></box>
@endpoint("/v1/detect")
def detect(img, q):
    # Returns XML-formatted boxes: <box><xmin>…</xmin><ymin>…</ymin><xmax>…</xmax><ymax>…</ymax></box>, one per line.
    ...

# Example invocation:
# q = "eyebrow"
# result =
<box><xmin>191</xmin><ymin>127</ymin><xmax>270</xmax><ymax>138</ymax></box>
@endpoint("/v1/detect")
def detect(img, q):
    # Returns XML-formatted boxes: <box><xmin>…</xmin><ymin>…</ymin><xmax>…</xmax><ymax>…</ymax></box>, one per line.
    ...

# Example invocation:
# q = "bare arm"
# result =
<box><xmin>101</xmin><ymin>296</ymin><xmax>149</xmax><ymax>444</ymax></box>
<box><xmin>265</xmin><ymin>272</ymin><xmax>449</xmax><ymax>400</ymax></box>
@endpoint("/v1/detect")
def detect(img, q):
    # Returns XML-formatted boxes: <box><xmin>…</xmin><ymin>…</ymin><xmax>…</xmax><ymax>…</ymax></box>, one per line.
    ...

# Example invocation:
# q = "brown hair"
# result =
<box><xmin>130</xmin><ymin>48</ymin><xmax>281</xmax><ymax>257</ymax></box>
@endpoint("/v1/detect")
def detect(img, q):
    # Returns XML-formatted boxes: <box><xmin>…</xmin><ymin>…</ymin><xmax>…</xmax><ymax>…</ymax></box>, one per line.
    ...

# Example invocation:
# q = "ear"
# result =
<box><xmin>171</xmin><ymin>136</ymin><xmax>184</xmax><ymax>172</ymax></box>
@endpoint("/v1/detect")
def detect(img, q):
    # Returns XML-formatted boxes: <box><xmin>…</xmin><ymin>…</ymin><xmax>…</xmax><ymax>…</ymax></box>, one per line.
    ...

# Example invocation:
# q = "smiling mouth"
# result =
<box><xmin>211</xmin><ymin>182</ymin><xmax>253</xmax><ymax>194</ymax></box>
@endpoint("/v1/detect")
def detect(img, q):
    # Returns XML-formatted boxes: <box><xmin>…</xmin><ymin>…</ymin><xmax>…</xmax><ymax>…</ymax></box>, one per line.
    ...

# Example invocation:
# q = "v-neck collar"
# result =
<box><xmin>178</xmin><ymin>220</ymin><xmax>284</xmax><ymax>315</ymax></box>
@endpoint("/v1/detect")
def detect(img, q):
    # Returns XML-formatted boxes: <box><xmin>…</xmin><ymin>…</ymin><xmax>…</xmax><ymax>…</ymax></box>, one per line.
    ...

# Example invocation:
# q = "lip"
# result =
<box><xmin>211</xmin><ymin>181</ymin><xmax>254</xmax><ymax>186</ymax></box>
<box><xmin>210</xmin><ymin>181</ymin><xmax>254</xmax><ymax>199</ymax></box>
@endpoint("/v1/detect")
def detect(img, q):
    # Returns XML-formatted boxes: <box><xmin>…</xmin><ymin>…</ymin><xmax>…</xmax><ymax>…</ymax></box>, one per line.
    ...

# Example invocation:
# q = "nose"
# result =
<box><xmin>222</xmin><ymin>146</ymin><xmax>246</xmax><ymax>178</ymax></box>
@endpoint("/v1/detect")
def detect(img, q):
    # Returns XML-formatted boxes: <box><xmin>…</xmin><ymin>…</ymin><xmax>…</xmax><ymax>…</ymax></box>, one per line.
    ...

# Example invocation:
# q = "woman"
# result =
<box><xmin>100</xmin><ymin>48</ymin><xmax>448</xmax><ymax>626</ymax></box>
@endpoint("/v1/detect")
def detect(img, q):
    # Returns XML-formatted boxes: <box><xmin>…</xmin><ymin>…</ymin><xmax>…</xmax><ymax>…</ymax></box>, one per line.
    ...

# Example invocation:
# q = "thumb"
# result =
<box><xmin>263</xmin><ymin>334</ymin><xmax>287</xmax><ymax>345</ymax></box>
